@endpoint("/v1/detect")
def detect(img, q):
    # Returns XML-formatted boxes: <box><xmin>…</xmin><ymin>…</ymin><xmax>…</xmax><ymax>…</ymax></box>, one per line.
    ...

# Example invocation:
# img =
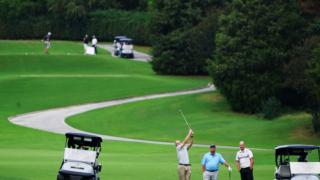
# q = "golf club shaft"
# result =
<box><xmin>179</xmin><ymin>110</ymin><xmax>191</xmax><ymax>129</ymax></box>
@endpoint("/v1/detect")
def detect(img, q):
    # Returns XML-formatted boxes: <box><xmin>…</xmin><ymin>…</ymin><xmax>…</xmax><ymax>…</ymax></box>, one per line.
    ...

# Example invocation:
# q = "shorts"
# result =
<box><xmin>44</xmin><ymin>41</ymin><xmax>51</xmax><ymax>49</ymax></box>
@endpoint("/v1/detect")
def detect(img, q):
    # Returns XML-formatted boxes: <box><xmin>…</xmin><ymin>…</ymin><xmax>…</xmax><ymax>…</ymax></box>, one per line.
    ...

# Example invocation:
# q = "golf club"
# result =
<box><xmin>178</xmin><ymin>109</ymin><xmax>192</xmax><ymax>129</ymax></box>
<box><xmin>229</xmin><ymin>171</ymin><xmax>231</xmax><ymax>180</ymax></box>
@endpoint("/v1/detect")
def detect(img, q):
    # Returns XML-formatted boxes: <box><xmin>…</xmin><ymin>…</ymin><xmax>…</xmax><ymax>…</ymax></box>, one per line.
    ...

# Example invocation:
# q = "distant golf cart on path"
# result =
<box><xmin>275</xmin><ymin>144</ymin><xmax>320</xmax><ymax>180</ymax></box>
<box><xmin>113</xmin><ymin>36</ymin><xmax>134</xmax><ymax>58</ymax></box>
<box><xmin>57</xmin><ymin>133</ymin><xmax>103</xmax><ymax>180</ymax></box>
<box><xmin>113</xmin><ymin>35</ymin><xmax>127</xmax><ymax>56</ymax></box>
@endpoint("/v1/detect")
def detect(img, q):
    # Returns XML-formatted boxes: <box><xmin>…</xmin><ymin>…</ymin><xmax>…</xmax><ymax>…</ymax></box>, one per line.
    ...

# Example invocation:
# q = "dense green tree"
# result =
<box><xmin>209</xmin><ymin>0</ymin><xmax>305</xmax><ymax>113</ymax></box>
<box><xmin>0</xmin><ymin>0</ymin><xmax>150</xmax><ymax>40</ymax></box>
<box><xmin>150</xmin><ymin>0</ymin><xmax>223</xmax><ymax>75</ymax></box>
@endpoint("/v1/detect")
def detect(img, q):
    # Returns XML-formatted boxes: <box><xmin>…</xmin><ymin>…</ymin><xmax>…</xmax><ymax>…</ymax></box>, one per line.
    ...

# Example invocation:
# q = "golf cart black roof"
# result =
<box><xmin>275</xmin><ymin>144</ymin><xmax>320</xmax><ymax>166</ymax></box>
<box><xmin>65</xmin><ymin>132</ymin><xmax>102</xmax><ymax>148</ymax></box>
<box><xmin>114</xmin><ymin>36</ymin><xmax>127</xmax><ymax>41</ymax></box>
<box><xmin>275</xmin><ymin>144</ymin><xmax>320</xmax><ymax>155</ymax></box>
<box><xmin>119</xmin><ymin>38</ymin><xmax>133</xmax><ymax>42</ymax></box>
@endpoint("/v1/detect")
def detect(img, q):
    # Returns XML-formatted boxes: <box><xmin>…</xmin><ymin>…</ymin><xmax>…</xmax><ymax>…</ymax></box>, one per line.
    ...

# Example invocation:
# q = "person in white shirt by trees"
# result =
<box><xmin>92</xmin><ymin>35</ymin><xmax>98</xmax><ymax>54</ymax></box>
<box><xmin>236</xmin><ymin>141</ymin><xmax>254</xmax><ymax>180</ymax></box>
<box><xmin>175</xmin><ymin>129</ymin><xmax>194</xmax><ymax>180</ymax></box>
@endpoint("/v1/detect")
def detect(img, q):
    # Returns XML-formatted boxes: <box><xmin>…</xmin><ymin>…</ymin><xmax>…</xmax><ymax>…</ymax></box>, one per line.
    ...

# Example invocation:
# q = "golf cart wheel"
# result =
<box><xmin>57</xmin><ymin>174</ymin><xmax>64</xmax><ymax>180</ymax></box>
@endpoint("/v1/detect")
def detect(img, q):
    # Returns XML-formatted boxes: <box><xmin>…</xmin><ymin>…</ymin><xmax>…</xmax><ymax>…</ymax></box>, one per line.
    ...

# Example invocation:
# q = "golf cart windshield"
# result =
<box><xmin>65</xmin><ymin>133</ymin><xmax>102</xmax><ymax>151</ymax></box>
<box><xmin>275</xmin><ymin>145</ymin><xmax>320</xmax><ymax>166</ymax></box>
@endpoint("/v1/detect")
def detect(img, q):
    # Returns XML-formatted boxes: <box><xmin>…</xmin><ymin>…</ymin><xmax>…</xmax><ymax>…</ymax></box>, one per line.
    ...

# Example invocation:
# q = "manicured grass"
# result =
<box><xmin>0</xmin><ymin>40</ymin><xmax>214</xmax><ymax>179</ymax></box>
<box><xmin>67</xmin><ymin>93</ymin><xmax>320</xmax><ymax>148</ymax></box>
<box><xmin>134</xmin><ymin>45</ymin><xmax>152</xmax><ymax>55</ymax></box>
<box><xmin>0</xmin><ymin>40</ymin><xmax>318</xmax><ymax>180</ymax></box>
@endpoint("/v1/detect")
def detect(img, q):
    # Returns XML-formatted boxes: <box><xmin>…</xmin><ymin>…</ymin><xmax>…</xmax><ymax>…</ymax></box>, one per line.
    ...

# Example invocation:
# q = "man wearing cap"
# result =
<box><xmin>201</xmin><ymin>144</ymin><xmax>232</xmax><ymax>180</ymax></box>
<box><xmin>43</xmin><ymin>32</ymin><xmax>52</xmax><ymax>54</ymax></box>
<box><xmin>175</xmin><ymin>129</ymin><xmax>194</xmax><ymax>180</ymax></box>
<box><xmin>236</xmin><ymin>141</ymin><xmax>254</xmax><ymax>180</ymax></box>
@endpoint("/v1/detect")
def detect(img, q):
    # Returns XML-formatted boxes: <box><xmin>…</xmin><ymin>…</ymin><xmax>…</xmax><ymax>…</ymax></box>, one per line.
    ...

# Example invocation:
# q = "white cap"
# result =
<box><xmin>48</xmin><ymin>32</ymin><xmax>52</xmax><ymax>35</ymax></box>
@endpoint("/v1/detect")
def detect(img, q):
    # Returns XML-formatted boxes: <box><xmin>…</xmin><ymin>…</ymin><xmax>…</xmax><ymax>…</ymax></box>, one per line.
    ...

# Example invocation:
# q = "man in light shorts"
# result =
<box><xmin>236</xmin><ymin>141</ymin><xmax>254</xmax><ymax>180</ymax></box>
<box><xmin>43</xmin><ymin>32</ymin><xmax>51</xmax><ymax>54</ymax></box>
<box><xmin>201</xmin><ymin>144</ymin><xmax>232</xmax><ymax>180</ymax></box>
<box><xmin>176</xmin><ymin>129</ymin><xmax>194</xmax><ymax>180</ymax></box>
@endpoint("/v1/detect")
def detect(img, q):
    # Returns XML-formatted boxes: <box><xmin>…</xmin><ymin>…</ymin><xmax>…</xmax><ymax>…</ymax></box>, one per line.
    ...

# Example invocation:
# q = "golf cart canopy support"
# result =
<box><xmin>275</xmin><ymin>144</ymin><xmax>320</xmax><ymax>166</ymax></box>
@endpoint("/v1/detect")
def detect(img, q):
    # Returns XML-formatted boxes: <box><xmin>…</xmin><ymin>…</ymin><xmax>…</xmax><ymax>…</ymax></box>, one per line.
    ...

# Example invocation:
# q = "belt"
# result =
<box><xmin>179</xmin><ymin>163</ymin><xmax>191</xmax><ymax>166</ymax></box>
<box><xmin>206</xmin><ymin>170</ymin><xmax>218</xmax><ymax>172</ymax></box>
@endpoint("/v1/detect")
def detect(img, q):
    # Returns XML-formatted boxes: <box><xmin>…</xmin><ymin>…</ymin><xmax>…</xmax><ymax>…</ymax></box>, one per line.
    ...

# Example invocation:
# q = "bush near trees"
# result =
<box><xmin>151</xmin><ymin>14</ymin><xmax>218</xmax><ymax>75</ymax></box>
<box><xmin>209</xmin><ymin>0</ymin><xmax>305</xmax><ymax>113</ymax></box>
<box><xmin>150</xmin><ymin>0</ymin><xmax>224</xmax><ymax>75</ymax></box>
<box><xmin>209</xmin><ymin>0</ymin><xmax>320</xmax><ymax>131</ymax></box>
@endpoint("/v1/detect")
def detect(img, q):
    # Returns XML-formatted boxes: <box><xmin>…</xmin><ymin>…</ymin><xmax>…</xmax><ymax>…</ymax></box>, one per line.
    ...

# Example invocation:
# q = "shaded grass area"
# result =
<box><xmin>134</xmin><ymin>45</ymin><xmax>152</xmax><ymax>55</ymax></box>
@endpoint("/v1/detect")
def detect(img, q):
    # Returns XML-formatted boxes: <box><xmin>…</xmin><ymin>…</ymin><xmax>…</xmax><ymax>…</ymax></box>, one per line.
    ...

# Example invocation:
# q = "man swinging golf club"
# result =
<box><xmin>176</xmin><ymin>129</ymin><xmax>194</xmax><ymax>180</ymax></box>
<box><xmin>201</xmin><ymin>144</ymin><xmax>232</xmax><ymax>180</ymax></box>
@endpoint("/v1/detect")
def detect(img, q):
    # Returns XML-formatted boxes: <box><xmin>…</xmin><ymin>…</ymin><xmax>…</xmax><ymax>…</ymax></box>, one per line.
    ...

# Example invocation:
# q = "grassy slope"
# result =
<box><xmin>0</xmin><ymin>40</ymin><xmax>213</xmax><ymax>180</ymax></box>
<box><xmin>67</xmin><ymin>92</ymin><xmax>320</xmax><ymax>148</ymax></box>
<box><xmin>0</xmin><ymin>40</ymin><xmax>317</xmax><ymax>180</ymax></box>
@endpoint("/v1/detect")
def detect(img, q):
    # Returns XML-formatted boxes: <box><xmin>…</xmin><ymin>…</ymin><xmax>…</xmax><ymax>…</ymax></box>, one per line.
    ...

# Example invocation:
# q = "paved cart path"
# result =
<box><xmin>98</xmin><ymin>44</ymin><xmax>151</xmax><ymax>62</ymax></box>
<box><xmin>8</xmin><ymin>85</ymin><xmax>269</xmax><ymax>150</ymax></box>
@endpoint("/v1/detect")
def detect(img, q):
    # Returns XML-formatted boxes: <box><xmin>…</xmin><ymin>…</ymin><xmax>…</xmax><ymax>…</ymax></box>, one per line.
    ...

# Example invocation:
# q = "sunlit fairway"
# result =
<box><xmin>67</xmin><ymin>92</ymin><xmax>319</xmax><ymax>148</ymax></box>
<box><xmin>0</xmin><ymin>40</ymin><xmax>318</xmax><ymax>180</ymax></box>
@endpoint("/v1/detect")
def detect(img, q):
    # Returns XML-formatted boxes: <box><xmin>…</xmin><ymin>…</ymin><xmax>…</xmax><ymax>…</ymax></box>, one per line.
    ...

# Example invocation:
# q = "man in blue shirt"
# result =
<box><xmin>201</xmin><ymin>145</ymin><xmax>232</xmax><ymax>180</ymax></box>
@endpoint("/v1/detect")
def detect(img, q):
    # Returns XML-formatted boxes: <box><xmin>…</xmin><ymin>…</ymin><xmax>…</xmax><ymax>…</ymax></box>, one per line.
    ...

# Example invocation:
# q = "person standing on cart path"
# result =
<box><xmin>236</xmin><ymin>141</ymin><xmax>254</xmax><ymax>180</ymax></box>
<box><xmin>176</xmin><ymin>129</ymin><xmax>194</xmax><ymax>180</ymax></box>
<box><xmin>201</xmin><ymin>144</ymin><xmax>232</xmax><ymax>180</ymax></box>
<box><xmin>92</xmin><ymin>35</ymin><xmax>98</xmax><ymax>54</ymax></box>
<box><xmin>83</xmin><ymin>34</ymin><xmax>89</xmax><ymax>54</ymax></box>
<box><xmin>43</xmin><ymin>32</ymin><xmax>51</xmax><ymax>54</ymax></box>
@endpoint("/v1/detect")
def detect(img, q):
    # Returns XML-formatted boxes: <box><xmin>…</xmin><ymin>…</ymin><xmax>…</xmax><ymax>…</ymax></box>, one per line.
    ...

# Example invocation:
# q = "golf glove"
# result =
<box><xmin>228</xmin><ymin>166</ymin><xmax>232</xmax><ymax>172</ymax></box>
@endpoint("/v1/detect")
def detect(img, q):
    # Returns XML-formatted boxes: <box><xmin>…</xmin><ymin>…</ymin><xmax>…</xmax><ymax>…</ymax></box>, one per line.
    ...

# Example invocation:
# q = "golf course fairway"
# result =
<box><xmin>1</xmin><ymin>40</ymin><xmax>319</xmax><ymax>180</ymax></box>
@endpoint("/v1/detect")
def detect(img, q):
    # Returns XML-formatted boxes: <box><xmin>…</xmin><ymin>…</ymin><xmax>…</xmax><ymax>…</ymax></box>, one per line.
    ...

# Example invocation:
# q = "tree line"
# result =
<box><xmin>150</xmin><ymin>0</ymin><xmax>320</xmax><ymax>132</ymax></box>
<box><xmin>0</xmin><ymin>0</ymin><xmax>150</xmax><ymax>44</ymax></box>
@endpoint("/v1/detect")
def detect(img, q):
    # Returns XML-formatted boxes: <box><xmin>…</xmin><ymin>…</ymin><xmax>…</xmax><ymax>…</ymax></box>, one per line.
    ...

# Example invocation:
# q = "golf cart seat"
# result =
<box><xmin>277</xmin><ymin>165</ymin><xmax>291</xmax><ymax>179</ymax></box>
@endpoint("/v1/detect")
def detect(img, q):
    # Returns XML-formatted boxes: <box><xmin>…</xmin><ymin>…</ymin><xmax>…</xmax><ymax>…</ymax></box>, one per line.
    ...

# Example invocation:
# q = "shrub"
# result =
<box><xmin>151</xmin><ymin>14</ymin><xmax>218</xmax><ymax>75</ymax></box>
<box><xmin>260</xmin><ymin>97</ymin><xmax>282</xmax><ymax>120</ymax></box>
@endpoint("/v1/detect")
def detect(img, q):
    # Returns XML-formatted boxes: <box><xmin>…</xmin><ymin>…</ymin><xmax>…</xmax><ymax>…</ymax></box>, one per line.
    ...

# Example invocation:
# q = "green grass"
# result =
<box><xmin>0</xmin><ymin>40</ymin><xmax>212</xmax><ymax>180</ymax></box>
<box><xmin>0</xmin><ymin>40</ymin><xmax>318</xmax><ymax>180</ymax></box>
<box><xmin>67</xmin><ymin>92</ymin><xmax>320</xmax><ymax>149</ymax></box>
<box><xmin>134</xmin><ymin>45</ymin><xmax>152</xmax><ymax>55</ymax></box>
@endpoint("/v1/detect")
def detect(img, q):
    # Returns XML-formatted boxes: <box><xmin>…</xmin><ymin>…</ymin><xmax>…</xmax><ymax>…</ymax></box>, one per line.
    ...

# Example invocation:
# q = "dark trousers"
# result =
<box><xmin>240</xmin><ymin>167</ymin><xmax>253</xmax><ymax>180</ymax></box>
<box><xmin>93</xmin><ymin>45</ymin><xmax>97</xmax><ymax>54</ymax></box>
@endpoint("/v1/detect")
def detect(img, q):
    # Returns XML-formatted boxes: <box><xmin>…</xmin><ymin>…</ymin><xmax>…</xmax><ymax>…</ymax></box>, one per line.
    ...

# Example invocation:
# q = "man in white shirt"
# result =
<box><xmin>176</xmin><ymin>129</ymin><xmax>194</xmax><ymax>180</ymax></box>
<box><xmin>92</xmin><ymin>35</ymin><xmax>98</xmax><ymax>54</ymax></box>
<box><xmin>236</xmin><ymin>141</ymin><xmax>254</xmax><ymax>180</ymax></box>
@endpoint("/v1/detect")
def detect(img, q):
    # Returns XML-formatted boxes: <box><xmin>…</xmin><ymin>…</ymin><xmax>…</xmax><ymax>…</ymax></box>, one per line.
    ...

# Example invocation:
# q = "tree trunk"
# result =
<box><xmin>311</xmin><ymin>111</ymin><xmax>320</xmax><ymax>132</ymax></box>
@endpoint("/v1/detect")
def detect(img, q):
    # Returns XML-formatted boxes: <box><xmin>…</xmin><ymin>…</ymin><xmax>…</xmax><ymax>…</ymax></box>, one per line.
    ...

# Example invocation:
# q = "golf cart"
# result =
<box><xmin>113</xmin><ymin>36</ymin><xmax>127</xmax><ymax>56</ymax></box>
<box><xmin>119</xmin><ymin>38</ymin><xmax>134</xmax><ymax>58</ymax></box>
<box><xmin>57</xmin><ymin>133</ymin><xmax>103</xmax><ymax>180</ymax></box>
<box><xmin>275</xmin><ymin>144</ymin><xmax>320</xmax><ymax>180</ymax></box>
